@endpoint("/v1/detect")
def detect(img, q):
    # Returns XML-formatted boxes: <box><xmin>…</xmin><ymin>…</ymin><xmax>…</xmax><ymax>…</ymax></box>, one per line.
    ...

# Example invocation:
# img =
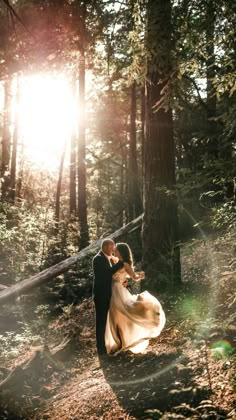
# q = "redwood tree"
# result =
<box><xmin>142</xmin><ymin>0</ymin><xmax>181</xmax><ymax>290</ymax></box>
<box><xmin>77</xmin><ymin>1</ymin><xmax>89</xmax><ymax>249</ymax></box>
<box><xmin>69</xmin><ymin>77</ymin><xmax>77</xmax><ymax>216</ymax></box>
<box><xmin>9</xmin><ymin>77</ymin><xmax>20</xmax><ymax>203</ymax></box>
<box><xmin>128</xmin><ymin>81</ymin><xmax>143</xmax><ymax>221</ymax></box>
<box><xmin>1</xmin><ymin>78</ymin><xmax>11</xmax><ymax>201</ymax></box>
<box><xmin>55</xmin><ymin>142</ymin><xmax>67</xmax><ymax>227</ymax></box>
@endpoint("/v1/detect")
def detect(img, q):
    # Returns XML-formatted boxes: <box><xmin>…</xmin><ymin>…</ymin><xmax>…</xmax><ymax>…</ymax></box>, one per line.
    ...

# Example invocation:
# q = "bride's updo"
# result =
<box><xmin>116</xmin><ymin>243</ymin><xmax>133</xmax><ymax>267</ymax></box>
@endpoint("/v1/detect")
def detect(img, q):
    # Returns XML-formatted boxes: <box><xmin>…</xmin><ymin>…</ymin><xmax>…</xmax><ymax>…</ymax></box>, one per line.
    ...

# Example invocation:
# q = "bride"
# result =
<box><xmin>105</xmin><ymin>243</ymin><xmax>166</xmax><ymax>355</ymax></box>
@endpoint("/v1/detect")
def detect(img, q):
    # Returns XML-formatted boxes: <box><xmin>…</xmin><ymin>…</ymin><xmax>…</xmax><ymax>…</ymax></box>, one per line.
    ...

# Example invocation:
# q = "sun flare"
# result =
<box><xmin>17</xmin><ymin>73</ymin><xmax>77</xmax><ymax>170</ymax></box>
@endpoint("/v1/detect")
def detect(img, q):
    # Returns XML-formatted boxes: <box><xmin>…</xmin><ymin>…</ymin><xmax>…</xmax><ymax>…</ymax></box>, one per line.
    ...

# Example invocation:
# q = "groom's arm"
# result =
<box><xmin>93</xmin><ymin>256</ymin><xmax>107</xmax><ymax>277</ymax></box>
<box><xmin>110</xmin><ymin>260</ymin><xmax>124</xmax><ymax>274</ymax></box>
<box><xmin>93</xmin><ymin>256</ymin><xmax>123</xmax><ymax>276</ymax></box>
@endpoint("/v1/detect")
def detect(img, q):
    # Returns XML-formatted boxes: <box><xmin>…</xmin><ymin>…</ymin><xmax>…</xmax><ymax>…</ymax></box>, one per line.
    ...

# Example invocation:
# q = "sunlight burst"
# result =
<box><xmin>18</xmin><ymin>73</ymin><xmax>77</xmax><ymax>170</ymax></box>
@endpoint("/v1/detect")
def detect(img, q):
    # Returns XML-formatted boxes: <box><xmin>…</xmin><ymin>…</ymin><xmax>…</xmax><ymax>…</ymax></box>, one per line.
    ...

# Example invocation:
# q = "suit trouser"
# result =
<box><xmin>94</xmin><ymin>298</ymin><xmax>110</xmax><ymax>355</ymax></box>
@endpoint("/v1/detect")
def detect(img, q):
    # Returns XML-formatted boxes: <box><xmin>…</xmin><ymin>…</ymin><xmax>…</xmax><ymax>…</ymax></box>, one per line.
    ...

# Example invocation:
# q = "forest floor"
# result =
<box><xmin>0</xmin><ymin>230</ymin><xmax>236</xmax><ymax>419</ymax></box>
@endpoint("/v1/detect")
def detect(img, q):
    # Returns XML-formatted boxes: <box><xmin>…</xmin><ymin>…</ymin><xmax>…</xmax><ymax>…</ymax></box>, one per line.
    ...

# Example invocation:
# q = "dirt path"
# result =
<box><xmin>33</xmin><ymin>318</ymin><xmax>235</xmax><ymax>419</ymax></box>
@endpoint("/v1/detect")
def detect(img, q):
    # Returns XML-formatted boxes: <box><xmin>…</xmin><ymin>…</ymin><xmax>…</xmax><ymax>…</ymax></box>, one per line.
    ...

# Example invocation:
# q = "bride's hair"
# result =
<box><xmin>116</xmin><ymin>243</ymin><xmax>133</xmax><ymax>267</ymax></box>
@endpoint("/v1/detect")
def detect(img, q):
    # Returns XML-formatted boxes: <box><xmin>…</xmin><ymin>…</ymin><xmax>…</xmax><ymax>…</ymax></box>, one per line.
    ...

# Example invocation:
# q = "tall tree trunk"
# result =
<box><xmin>70</xmin><ymin>116</ymin><xmax>77</xmax><ymax>217</ymax></box>
<box><xmin>77</xmin><ymin>2</ymin><xmax>89</xmax><ymax>249</ymax></box>
<box><xmin>119</xmin><ymin>141</ymin><xmax>125</xmax><ymax>227</ymax></box>
<box><xmin>70</xmin><ymin>132</ymin><xmax>77</xmax><ymax>215</ymax></box>
<box><xmin>16</xmin><ymin>141</ymin><xmax>24</xmax><ymax>200</ymax></box>
<box><xmin>141</xmin><ymin>86</ymin><xmax>145</xmax><ymax>205</ymax></box>
<box><xmin>95</xmin><ymin>172</ymin><xmax>101</xmax><ymax>237</ymax></box>
<box><xmin>55</xmin><ymin>142</ymin><xmax>66</xmax><ymax>227</ymax></box>
<box><xmin>142</xmin><ymin>0</ymin><xmax>181</xmax><ymax>291</ymax></box>
<box><xmin>69</xmin><ymin>78</ymin><xmax>77</xmax><ymax>216</ymax></box>
<box><xmin>124</xmin><ymin>131</ymin><xmax>129</xmax><ymax>225</ymax></box>
<box><xmin>9</xmin><ymin>78</ymin><xmax>20</xmax><ymax>203</ymax></box>
<box><xmin>128</xmin><ymin>82</ymin><xmax>143</xmax><ymax>221</ymax></box>
<box><xmin>206</xmin><ymin>0</ymin><xmax>217</xmax><ymax>160</ymax></box>
<box><xmin>1</xmin><ymin>78</ymin><xmax>11</xmax><ymax>201</ymax></box>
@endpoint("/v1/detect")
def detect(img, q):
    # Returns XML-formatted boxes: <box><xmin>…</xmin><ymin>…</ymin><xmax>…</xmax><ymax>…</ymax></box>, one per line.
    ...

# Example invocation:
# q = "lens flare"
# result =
<box><xmin>210</xmin><ymin>340</ymin><xmax>234</xmax><ymax>360</ymax></box>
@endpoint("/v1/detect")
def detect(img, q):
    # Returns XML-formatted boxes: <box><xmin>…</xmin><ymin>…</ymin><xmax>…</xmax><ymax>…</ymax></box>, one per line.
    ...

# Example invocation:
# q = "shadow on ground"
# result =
<box><xmin>100</xmin><ymin>350</ymin><xmax>214</xmax><ymax>418</ymax></box>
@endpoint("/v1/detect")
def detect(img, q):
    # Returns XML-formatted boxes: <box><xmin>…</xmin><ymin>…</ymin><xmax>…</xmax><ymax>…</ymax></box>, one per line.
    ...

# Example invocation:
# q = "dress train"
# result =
<box><xmin>105</xmin><ymin>269</ymin><xmax>166</xmax><ymax>354</ymax></box>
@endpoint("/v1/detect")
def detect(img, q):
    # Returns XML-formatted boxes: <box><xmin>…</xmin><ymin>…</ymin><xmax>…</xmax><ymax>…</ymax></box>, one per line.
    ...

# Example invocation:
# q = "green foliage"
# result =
<box><xmin>44</xmin><ymin>217</ymin><xmax>79</xmax><ymax>267</ymax></box>
<box><xmin>0</xmin><ymin>326</ymin><xmax>41</xmax><ymax>359</ymax></box>
<box><xmin>0</xmin><ymin>196</ymin><xmax>81</xmax><ymax>286</ymax></box>
<box><xmin>176</xmin><ymin>156</ymin><xmax>236</xmax><ymax>236</ymax></box>
<box><xmin>211</xmin><ymin>202</ymin><xmax>236</xmax><ymax>231</ymax></box>
<box><xmin>0</xmin><ymin>202</ymin><xmax>50</xmax><ymax>284</ymax></box>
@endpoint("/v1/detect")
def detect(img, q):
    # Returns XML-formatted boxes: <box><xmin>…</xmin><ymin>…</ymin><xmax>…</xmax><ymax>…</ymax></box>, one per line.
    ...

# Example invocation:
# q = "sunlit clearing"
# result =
<box><xmin>18</xmin><ymin>74</ymin><xmax>77</xmax><ymax>170</ymax></box>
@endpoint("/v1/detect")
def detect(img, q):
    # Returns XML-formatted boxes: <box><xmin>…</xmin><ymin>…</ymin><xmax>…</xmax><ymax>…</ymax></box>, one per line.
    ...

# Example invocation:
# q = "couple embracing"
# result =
<box><xmin>92</xmin><ymin>239</ymin><xmax>166</xmax><ymax>358</ymax></box>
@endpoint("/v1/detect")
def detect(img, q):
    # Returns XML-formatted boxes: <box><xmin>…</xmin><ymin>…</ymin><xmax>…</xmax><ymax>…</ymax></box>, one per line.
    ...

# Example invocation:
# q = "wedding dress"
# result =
<box><xmin>105</xmin><ymin>268</ymin><xmax>166</xmax><ymax>354</ymax></box>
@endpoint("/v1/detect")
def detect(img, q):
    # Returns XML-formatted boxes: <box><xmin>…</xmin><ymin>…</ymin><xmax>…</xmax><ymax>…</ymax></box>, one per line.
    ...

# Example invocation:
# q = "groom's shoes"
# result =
<box><xmin>99</xmin><ymin>352</ymin><xmax>118</xmax><ymax>367</ymax></box>
<box><xmin>98</xmin><ymin>353</ymin><xmax>109</xmax><ymax>363</ymax></box>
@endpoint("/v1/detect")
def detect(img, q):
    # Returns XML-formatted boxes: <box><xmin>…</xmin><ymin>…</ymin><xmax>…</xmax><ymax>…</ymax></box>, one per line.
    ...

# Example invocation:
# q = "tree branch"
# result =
<box><xmin>2</xmin><ymin>0</ymin><xmax>37</xmax><ymax>41</ymax></box>
<box><xmin>182</xmin><ymin>74</ymin><xmax>208</xmax><ymax>111</ymax></box>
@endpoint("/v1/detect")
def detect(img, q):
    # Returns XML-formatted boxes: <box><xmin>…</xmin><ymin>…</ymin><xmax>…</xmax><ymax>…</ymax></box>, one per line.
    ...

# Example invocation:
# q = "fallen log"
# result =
<box><xmin>0</xmin><ymin>366</ymin><xmax>24</xmax><ymax>391</ymax></box>
<box><xmin>43</xmin><ymin>337</ymin><xmax>76</xmax><ymax>363</ymax></box>
<box><xmin>0</xmin><ymin>214</ymin><xmax>143</xmax><ymax>305</ymax></box>
<box><xmin>0</xmin><ymin>350</ymin><xmax>43</xmax><ymax>392</ymax></box>
<box><xmin>0</xmin><ymin>367</ymin><xmax>10</xmax><ymax>376</ymax></box>
<box><xmin>0</xmin><ymin>338</ymin><xmax>75</xmax><ymax>392</ymax></box>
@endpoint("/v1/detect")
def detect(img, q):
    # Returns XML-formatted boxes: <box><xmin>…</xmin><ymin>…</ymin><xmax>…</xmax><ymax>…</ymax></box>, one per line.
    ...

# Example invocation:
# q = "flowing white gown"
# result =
<box><xmin>105</xmin><ymin>268</ymin><xmax>166</xmax><ymax>354</ymax></box>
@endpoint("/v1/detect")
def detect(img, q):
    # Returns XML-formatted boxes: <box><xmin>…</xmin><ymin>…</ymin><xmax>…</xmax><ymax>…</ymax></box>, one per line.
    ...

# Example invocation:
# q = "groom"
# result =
<box><xmin>92</xmin><ymin>238</ymin><xmax>123</xmax><ymax>356</ymax></box>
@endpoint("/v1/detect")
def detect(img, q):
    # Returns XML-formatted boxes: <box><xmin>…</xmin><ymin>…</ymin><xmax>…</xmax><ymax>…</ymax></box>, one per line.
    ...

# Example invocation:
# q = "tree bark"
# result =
<box><xmin>124</xmin><ymin>131</ymin><xmax>129</xmax><ymax>224</ymax></box>
<box><xmin>69</xmin><ymin>77</ymin><xmax>77</xmax><ymax>215</ymax></box>
<box><xmin>1</xmin><ymin>78</ymin><xmax>11</xmax><ymax>201</ymax></box>
<box><xmin>55</xmin><ymin>141</ymin><xmax>66</xmax><ymax>226</ymax></box>
<box><xmin>70</xmin><ymin>131</ymin><xmax>77</xmax><ymax>215</ymax></box>
<box><xmin>9</xmin><ymin>77</ymin><xmax>20</xmax><ymax>203</ymax></box>
<box><xmin>142</xmin><ymin>0</ymin><xmax>181</xmax><ymax>290</ymax></box>
<box><xmin>128</xmin><ymin>82</ymin><xmax>143</xmax><ymax>221</ymax></box>
<box><xmin>119</xmin><ymin>140</ymin><xmax>125</xmax><ymax>227</ymax></box>
<box><xmin>77</xmin><ymin>2</ymin><xmax>89</xmax><ymax>249</ymax></box>
<box><xmin>141</xmin><ymin>86</ymin><xmax>145</xmax><ymax>204</ymax></box>
<box><xmin>0</xmin><ymin>214</ymin><xmax>143</xmax><ymax>305</ymax></box>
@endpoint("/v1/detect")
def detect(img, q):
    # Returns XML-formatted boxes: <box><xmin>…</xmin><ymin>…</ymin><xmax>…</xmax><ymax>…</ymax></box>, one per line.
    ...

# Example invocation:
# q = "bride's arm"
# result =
<box><xmin>123</xmin><ymin>262</ymin><xmax>145</xmax><ymax>281</ymax></box>
<box><xmin>110</xmin><ymin>256</ymin><xmax>119</xmax><ymax>264</ymax></box>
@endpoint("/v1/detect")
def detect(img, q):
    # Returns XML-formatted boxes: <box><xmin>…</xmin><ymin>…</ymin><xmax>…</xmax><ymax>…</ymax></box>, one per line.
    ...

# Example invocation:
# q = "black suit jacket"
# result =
<box><xmin>92</xmin><ymin>251</ymin><xmax>123</xmax><ymax>305</ymax></box>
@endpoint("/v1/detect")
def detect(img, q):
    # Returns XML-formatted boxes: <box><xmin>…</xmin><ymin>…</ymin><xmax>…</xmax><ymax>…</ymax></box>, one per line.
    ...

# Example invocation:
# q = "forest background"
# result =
<box><xmin>0</xmin><ymin>0</ymin><xmax>235</xmax><ymax>417</ymax></box>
